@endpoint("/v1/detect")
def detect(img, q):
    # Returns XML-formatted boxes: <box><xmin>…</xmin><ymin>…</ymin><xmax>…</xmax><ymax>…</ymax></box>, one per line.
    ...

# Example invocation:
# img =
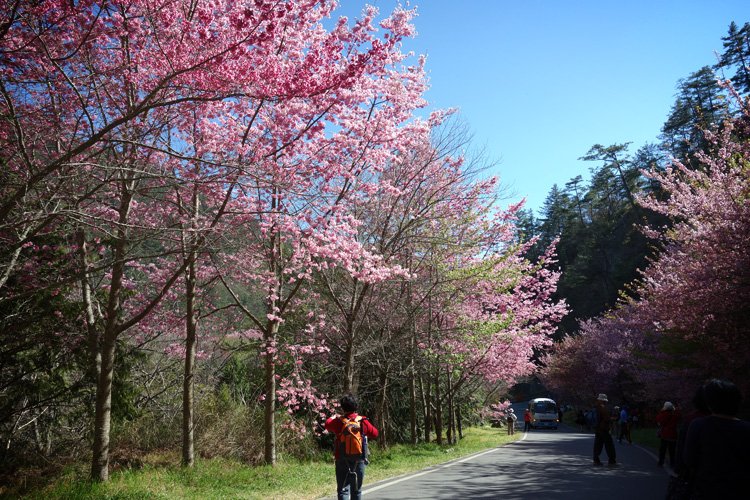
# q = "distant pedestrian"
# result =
<box><xmin>325</xmin><ymin>393</ymin><xmax>379</xmax><ymax>500</ymax></box>
<box><xmin>584</xmin><ymin>408</ymin><xmax>596</xmax><ymax>432</ymax></box>
<box><xmin>612</xmin><ymin>406</ymin><xmax>621</xmax><ymax>437</ymax></box>
<box><xmin>630</xmin><ymin>407</ymin><xmax>639</xmax><ymax>429</ymax></box>
<box><xmin>592</xmin><ymin>393</ymin><xmax>616</xmax><ymax>466</ymax></box>
<box><xmin>656</xmin><ymin>401</ymin><xmax>681</xmax><ymax>468</ymax></box>
<box><xmin>575</xmin><ymin>409</ymin><xmax>586</xmax><ymax>431</ymax></box>
<box><xmin>506</xmin><ymin>408</ymin><xmax>518</xmax><ymax>435</ymax></box>
<box><xmin>523</xmin><ymin>408</ymin><xmax>532</xmax><ymax>432</ymax></box>
<box><xmin>618</xmin><ymin>406</ymin><xmax>632</xmax><ymax>444</ymax></box>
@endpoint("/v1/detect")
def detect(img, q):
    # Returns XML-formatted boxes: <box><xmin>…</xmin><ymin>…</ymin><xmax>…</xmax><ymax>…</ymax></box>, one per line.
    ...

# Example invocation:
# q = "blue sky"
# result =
<box><xmin>338</xmin><ymin>1</ymin><xmax>749</xmax><ymax>213</ymax></box>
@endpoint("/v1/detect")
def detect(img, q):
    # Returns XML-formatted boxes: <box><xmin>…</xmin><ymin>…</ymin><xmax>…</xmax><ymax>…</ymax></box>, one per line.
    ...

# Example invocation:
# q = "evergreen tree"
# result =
<box><xmin>580</xmin><ymin>143</ymin><xmax>641</xmax><ymax>212</ymax></box>
<box><xmin>531</xmin><ymin>144</ymin><xmax>661</xmax><ymax>338</ymax></box>
<box><xmin>716</xmin><ymin>21</ymin><xmax>750</xmax><ymax>95</ymax></box>
<box><xmin>660</xmin><ymin>66</ymin><xmax>727</xmax><ymax>163</ymax></box>
<box><xmin>537</xmin><ymin>185</ymin><xmax>571</xmax><ymax>250</ymax></box>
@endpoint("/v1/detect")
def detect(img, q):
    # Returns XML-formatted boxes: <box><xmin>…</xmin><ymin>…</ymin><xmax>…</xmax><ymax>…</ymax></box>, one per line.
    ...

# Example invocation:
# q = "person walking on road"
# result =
<box><xmin>325</xmin><ymin>393</ymin><xmax>379</xmax><ymax>500</ymax></box>
<box><xmin>612</xmin><ymin>406</ymin><xmax>621</xmax><ymax>438</ymax></box>
<box><xmin>506</xmin><ymin>408</ymin><xmax>517</xmax><ymax>435</ymax></box>
<box><xmin>523</xmin><ymin>408</ymin><xmax>532</xmax><ymax>432</ymax></box>
<box><xmin>618</xmin><ymin>406</ymin><xmax>632</xmax><ymax>444</ymax></box>
<box><xmin>575</xmin><ymin>409</ymin><xmax>586</xmax><ymax>431</ymax></box>
<box><xmin>656</xmin><ymin>401</ymin><xmax>681</xmax><ymax>468</ymax></box>
<box><xmin>593</xmin><ymin>393</ymin><xmax>617</xmax><ymax>466</ymax></box>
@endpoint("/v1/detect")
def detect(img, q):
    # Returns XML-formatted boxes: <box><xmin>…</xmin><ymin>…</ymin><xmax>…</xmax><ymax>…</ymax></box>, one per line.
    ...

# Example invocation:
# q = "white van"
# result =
<box><xmin>528</xmin><ymin>398</ymin><xmax>559</xmax><ymax>429</ymax></box>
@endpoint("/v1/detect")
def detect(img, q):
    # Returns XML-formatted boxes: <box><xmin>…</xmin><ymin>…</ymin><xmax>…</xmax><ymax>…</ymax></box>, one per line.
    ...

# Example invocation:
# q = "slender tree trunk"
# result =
<box><xmin>343</xmin><ymin>325</ymin><xmax>356</xmax><ymax>393</ymax></box>
<box><xmin>76</xmin><ymin>228</ymin><xmax>101</xmax><ymax>381</ymax></box>
<box><xmin>612</xmin><ymin>158</ymin><xmax>638</xmax><ymax>212</ymax></box>
<box><xmin>182</xmin><ymin>251</ymin><xmax>197</xmax><ymax>467</ymax></box>
<box><xmin>447</xmin><ymin>369</ymin><xmax>454</xmax><ymax>445</ymax></box>
<box><xmin>407</xmin><ymin>280</ymin><xmax>418</xmax><ymax>444</ymax></box>
<box><xmin>264</xmin><ymin>322</ymin><xmax>279</xmax><ymax>465</ymax></box>
<box><xmin>32</xmin><ymin>407</ymin><xmax>53</xmax><ymax>456</ymax></box>
<box><xmin>0</xmin><ymin>225</ymin><xmax>29</xmax><ymax>292</ymax></box>
<box><xmin>420</xmin><ymin>373</ymin><xmax>431</xmax><ymax>443</ymax></box>
<box><xmin>91</xmin><ymin>329</ymin><xmax>116</xmax><ymax>481</ymax></box>
<box><xmin>377</xmin><ymin>368</ymin><xmax>388</xmax><ymax>447</ymax></box>
<box><xmin>457</xmin><ymin>404</ymin><xmax>463</xmax><ymax>440</ymax></box>
<box><xmin>434</xmin><ymin>364</ymin><xmax>443</xmax><ymax>445</ymax></box>
<box><xmin>409</xmin><ymin>353</ymin><xmax>418</xmax><ymax>445</ymax></box>
<box><xmin>90</xmin><ymin>187</ymin><xmax>131</xmax><ymax>482</ymax></box>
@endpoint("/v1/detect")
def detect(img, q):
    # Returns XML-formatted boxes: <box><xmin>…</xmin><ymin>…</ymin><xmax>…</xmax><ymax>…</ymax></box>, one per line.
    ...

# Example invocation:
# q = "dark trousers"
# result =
<box><xmin>593</xmin><ymin>431</ymin><xmax>616</xmax><ymax>464</ymax></box>
<box><xmin>658</xmin><ymin>439</ymin><xmax>676</xmax><ymax>466</ymax></box>
<box><xmin>524</xmin><ymin>421</ymin><xmax>531</xmax><ymax>431</ymax></box>
<box><xmin>336</xmin><ymin>459</ymin><xmax>365</xmax><ymax>500</ymax></box>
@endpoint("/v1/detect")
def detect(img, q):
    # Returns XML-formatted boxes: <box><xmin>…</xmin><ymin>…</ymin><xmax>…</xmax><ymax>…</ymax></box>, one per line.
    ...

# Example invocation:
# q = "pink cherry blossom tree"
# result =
<box><xmin>2</xmin><ymin>0</ymin><xmax>435</xmax><ymax>479</ymax></box>
<box><xmin>194</xmin><ymin>3</ymin><xmax>430</xmax><ymax>466</ymax></box>
<box><xmin>541</xmin><ymin>86</ymin><xmax>750</xmax><ymax>405</ymax></box>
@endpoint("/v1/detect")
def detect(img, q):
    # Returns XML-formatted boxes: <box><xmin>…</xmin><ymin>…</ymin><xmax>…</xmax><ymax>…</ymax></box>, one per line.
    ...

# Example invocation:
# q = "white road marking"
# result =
<box><xmin>363</xmin><ymin>436</ymin><xmax>526</xmax><ymax>495</ymax></box>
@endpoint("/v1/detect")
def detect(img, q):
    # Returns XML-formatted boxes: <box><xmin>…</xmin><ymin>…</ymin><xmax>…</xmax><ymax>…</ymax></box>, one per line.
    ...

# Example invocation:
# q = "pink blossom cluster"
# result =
<box><xmin>541</xmin><ymin>88</ymin><xmax>750</xmax><ymax>404</ymax></box>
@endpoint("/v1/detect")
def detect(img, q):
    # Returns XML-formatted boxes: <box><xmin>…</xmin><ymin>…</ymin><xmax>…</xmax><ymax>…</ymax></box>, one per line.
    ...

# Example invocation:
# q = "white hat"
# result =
<box><xmin>663</xmin><ymin>401</ymin><xmax>674</xmax><ymax>411</ymax></box>
<box><xmin>597</xmin><ymin>393</ymin><xmax>608</xmax><ymax>402</ymax></box>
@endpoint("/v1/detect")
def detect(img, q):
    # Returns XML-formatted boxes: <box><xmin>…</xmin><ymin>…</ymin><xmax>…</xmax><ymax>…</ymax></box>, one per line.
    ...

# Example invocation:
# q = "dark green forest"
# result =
<box><xmin>518</xmin><ymin>20</ymin><xmax>750</xmax><ymax>337</ymax></box>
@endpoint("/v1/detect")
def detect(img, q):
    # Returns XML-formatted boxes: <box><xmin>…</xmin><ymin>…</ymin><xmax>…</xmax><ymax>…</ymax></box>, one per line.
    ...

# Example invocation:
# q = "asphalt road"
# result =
<box><xmin>358</xmin><ymin>425</ymin><xmax>671</xmax><ymax>500</ymax></box>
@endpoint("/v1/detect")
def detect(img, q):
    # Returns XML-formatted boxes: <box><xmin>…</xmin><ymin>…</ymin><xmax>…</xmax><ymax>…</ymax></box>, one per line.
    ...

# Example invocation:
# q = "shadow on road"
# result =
<box><xmin>364</xmin><ymin>427</ymin><xmax>669</xmax><ymax>500</ymax></box>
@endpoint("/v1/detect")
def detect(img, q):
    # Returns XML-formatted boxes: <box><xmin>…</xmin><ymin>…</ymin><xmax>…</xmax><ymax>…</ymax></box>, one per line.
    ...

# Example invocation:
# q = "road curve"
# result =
<box><xmin>359</xmin><ymin>426</ymin><xmax>670</xmax><ymax>500</ymax></box>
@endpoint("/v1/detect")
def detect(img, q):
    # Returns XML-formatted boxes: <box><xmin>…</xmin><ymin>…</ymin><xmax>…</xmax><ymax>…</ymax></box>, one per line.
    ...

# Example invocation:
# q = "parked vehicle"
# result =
<box><xmin>528</xmin><ymin>398</ymin><xmax>559</xmax><ymax>429</ymax></box>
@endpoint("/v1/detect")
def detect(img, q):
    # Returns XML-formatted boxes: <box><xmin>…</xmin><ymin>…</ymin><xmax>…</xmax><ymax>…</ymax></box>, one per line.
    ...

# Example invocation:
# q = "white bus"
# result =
<box><xmin>528</xmin><ymin>398</ymin><xmax>559</xmax><ymax>429</ymax></box>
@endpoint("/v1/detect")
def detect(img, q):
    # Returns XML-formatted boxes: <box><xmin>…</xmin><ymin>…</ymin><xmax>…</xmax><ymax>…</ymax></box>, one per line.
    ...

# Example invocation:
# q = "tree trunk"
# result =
<box><xmin>90</xmin><ymin>188</ymin><xmax>131</xmax><ymax>482</ymax></box>
<box><xmin>419</xmin><ymin>374</ymin><xmax>431</xmax><ymax>443</ymax></box>
<box><xmin>264</xmin><ymin>322</ymin><xmax>279</xmax><ymax>465</ymax></box>
<box><xmin>182</xmin><ymin>251</ymin><xmax>197</xmax><ymax>467</ymax></box>
<box><xmin>76</xmin><ymin>228</ymin><xmax>101</xmax><ymax>381</ymax></box>
<box><xmin>457</xmin><ymin>404</ymin><xmax>463</xmax><ymax>440</ymax></box>
<box><xmin>447</xmin><ymin>369</ymin><xmax>454</xmax><ymax>445</ymax></box>
<box><xmin>343</xmin><ymin>328</ymin><xmax>356</xmax><ymax>393</ymax></box>
<box><xmin>376</xmin><ymin>368</ymin><xmax>388</xmax><ymax>447</ymax></box>
<box><xmin>434</xmin><ymin>365</ymin><xmax>443</xmax><ymax>445</ymax></box>
<box><xmin>408</xmin><ymin>281</ymin><xmax>418</xmax><ymax>445</ymax></box>
<box><xmin>91</xmin><ymin>330</ymin><xmax>116</xmax><ymax>481</ymax></box>
<box><xmin>409</xmin><ymin>354</ymin><xmax>417</xmax><ymax>445</ymax></box>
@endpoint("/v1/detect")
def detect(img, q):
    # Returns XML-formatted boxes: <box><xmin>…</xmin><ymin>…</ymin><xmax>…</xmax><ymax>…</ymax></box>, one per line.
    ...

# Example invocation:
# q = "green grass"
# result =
<box><xmin>17</xmin><ymin>426</ymin><xmax>518</xmax><ymax>500</ymax></box>
<box><xmin>629</xmin><ymin>426</ymin><xmax>660</xmax><ymax>451</ymax></box>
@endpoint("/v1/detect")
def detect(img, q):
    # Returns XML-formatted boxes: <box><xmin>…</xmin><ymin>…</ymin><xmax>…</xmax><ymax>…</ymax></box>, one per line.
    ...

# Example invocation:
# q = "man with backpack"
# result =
<box><xmin>325</xmin><ymin>393</ymin><xmax>379</xmax><ymax>500</ymax></box>
<box><xmin>506</xmin><ymin>408</ymin><xmax>518</xmax><ymax>435</ymax></box>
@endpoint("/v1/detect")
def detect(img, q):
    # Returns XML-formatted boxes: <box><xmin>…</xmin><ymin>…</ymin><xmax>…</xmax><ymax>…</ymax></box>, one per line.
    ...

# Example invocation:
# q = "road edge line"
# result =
<box><xmin>362</xmin><ymin>442</ymin><xmax>515</xmax><ymax>496</ymax></box>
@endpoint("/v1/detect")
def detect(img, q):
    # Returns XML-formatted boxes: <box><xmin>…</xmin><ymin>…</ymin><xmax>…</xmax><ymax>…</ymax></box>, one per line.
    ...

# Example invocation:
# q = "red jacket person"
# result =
<box><xmin>325</xmin><ymin>393</ymin><xmax>378</xmax><ymax>500</ymax></box>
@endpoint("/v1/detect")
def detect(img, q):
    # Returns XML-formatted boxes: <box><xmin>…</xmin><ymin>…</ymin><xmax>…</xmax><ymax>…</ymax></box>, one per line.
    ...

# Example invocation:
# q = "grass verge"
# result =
<box><xmin>629</xmin><ymin>426</ymin><xmax>660</xmax><ymax>451</ymax></box>
<box><xmin>18</xmin><ymin>426</ymin><xmax>519</xmax><ymax>500</ymax></box>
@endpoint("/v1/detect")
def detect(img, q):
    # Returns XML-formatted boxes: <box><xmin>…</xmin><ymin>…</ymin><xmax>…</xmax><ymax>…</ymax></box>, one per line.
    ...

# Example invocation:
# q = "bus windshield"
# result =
<box><xmin>533</xmin><ymin>402</ymin><xmax>557</xmax><ymax>414</ymax></box>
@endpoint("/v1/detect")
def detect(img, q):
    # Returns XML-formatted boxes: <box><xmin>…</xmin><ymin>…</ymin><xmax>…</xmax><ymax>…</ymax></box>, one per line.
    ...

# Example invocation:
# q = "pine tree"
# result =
<box><xmin>716</xmin><ymin>21</ymin><xmax>750</xmax><ymax>95</ymax></box>
<box><xmin>660</xmin><ymin>66</ymin><xmax>727</xmax><ymax>163</ymax></box>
